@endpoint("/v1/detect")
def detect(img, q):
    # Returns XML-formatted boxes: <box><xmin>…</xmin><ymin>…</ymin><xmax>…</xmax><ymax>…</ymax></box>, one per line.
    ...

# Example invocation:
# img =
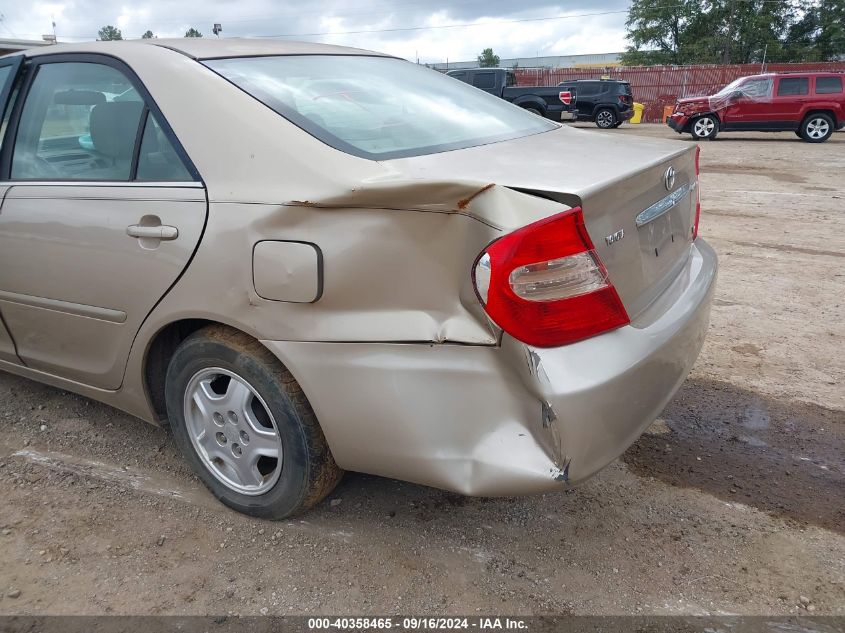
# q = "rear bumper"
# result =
<box><xmin>516</xmin><ymin>239</ymin><xmax>717</xmax><ymax>485</ymax></box>
<box><xmin>263</xmin><ymin>239</ymin><xmax>717</xmax><ymax>496</ymax></box>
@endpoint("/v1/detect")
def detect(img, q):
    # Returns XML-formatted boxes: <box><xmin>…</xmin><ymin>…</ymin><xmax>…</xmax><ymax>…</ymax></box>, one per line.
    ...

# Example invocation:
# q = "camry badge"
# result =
<box><xmin>664</xmin><ymin>166</ymin><xmax>676</xmax><ymax>191</ymax></box>
<box><xmin>605</xmin><ymin>229</ymin><xmax>624</xmax><ymax>246</ymax></box>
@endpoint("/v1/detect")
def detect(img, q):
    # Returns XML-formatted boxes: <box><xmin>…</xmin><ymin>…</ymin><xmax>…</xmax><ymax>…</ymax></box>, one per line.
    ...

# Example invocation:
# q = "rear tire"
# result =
<box><xmin>595</xmin><ymin>108</ymin><xmax>617</xmax><ymax>129</ymax></box>
<box><xmin>165</xmin><ymin>325</ymin><xmax>342</xmax><ymax>519</ymax></box>
<box><xmin>523</xmin><ymin>106</ymin><xmax>543</xmax><ymax>117</ymax></box>
<box><xmin>800</xmin><ymin>114</ymin><xmax>834</xmax><ymax>143</ymax></box>
<box><xmin>690</xmin><ymin>114</ymin><xmax>718</xmax><ymax>140</ymax></box>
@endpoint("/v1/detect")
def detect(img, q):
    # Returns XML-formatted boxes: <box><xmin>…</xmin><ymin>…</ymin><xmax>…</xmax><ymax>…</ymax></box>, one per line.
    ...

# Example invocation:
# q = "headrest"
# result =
<box><xmin>89</xmin><ymin>101</ymin><xmax>144</xmax><ymax>160</ymax></box>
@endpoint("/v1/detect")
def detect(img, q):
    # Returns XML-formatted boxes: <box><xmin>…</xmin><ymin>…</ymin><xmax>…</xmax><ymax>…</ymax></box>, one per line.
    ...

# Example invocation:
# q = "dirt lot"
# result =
<box><xmin>0</xmin><ymin>124</ymin><xmax>843</xmax><ymax>617</ymax></box>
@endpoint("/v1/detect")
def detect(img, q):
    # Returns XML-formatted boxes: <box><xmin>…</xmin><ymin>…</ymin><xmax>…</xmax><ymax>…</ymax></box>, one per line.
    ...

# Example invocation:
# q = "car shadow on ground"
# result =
<box><xmin>2</xmin><ymin>371</ymin><xmax>842</xmax><ymax>534</ymax></box>
<box><xmin>623</xmin><ymin>377</ymin><xmax>844</xmax><ymax>534</ymax></box>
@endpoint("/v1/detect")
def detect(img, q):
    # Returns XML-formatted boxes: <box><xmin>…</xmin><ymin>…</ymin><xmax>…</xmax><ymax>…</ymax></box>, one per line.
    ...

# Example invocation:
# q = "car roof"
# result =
<box><xmin>12</xmin><ymin>38</ymin><xmax>390</xmax><ymax>61</ymax></box>
<box><xmin>741</xmin><ymin>72</ymin><xmax>843</xmax><ymax>80</ymax></box>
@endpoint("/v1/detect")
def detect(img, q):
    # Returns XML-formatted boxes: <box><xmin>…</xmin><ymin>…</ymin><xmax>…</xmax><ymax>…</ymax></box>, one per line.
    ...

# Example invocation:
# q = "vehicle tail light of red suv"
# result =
<box><xmin>472</xmin><ymin>207</ymin><xmax>630</xmax><ymax>347</ymax></box>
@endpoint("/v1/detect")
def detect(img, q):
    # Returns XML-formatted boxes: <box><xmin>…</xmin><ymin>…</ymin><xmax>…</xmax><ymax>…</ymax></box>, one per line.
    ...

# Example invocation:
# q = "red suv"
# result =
<box><xmin>668</xmin><ymin>72</ymin><xmax>844</xmax><ymax>143</ymax></box>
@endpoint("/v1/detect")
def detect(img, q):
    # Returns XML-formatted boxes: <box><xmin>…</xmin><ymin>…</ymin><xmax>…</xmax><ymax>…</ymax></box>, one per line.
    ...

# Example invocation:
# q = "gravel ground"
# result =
<box><xmin>0</xmin><ymin>124</ymin><xmax>843</xmax><ymax>616</ymax></box>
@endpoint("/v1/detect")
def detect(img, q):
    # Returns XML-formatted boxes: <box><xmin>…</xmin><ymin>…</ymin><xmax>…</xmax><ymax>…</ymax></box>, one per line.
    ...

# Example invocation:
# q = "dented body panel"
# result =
<box><xmin>261</xmin><ymin>239</ymin><xmax>715</xmax><ymax>494</ymax></box>
<box><xmin>0</xmin><ymin>39</ymin><xmax>718</xmax><ymax>497</ymax></box>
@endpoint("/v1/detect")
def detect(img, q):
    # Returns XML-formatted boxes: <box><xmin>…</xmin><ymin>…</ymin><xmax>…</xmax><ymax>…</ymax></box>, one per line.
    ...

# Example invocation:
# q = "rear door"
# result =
<box><xmin>576</xmin><ymin>82</ymin><xmax>601</xmax><ymax>116</ymax></box>
<box><xmin>0</xmin><ymin>54</ymin><xmax>206</xmax><ymax>389</ymax></box>
<box><xmin>0</xmin><ymin>55</ymin><xmax>23</xmax><ymax>363</ymax></box>
<box><xmin>771</xmin><ymin>76</ymin><xmax>810</xmax><ymax>126</ymax></box>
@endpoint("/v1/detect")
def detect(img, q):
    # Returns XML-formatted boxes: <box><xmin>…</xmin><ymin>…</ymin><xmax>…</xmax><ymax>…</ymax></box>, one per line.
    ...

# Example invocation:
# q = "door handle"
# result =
<box><xmin>126</xmin><ymin>225</ymin><xmax>179</xmax><ymax>240</ymax></box>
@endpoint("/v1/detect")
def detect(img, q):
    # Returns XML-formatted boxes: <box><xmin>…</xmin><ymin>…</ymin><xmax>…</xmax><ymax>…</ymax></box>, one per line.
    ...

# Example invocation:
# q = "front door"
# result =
<box><xmin>722</xmin><ymin>77</ymin><xmax>774</xmax><ymax>127</ymax></box>
<box><xmin>0</xmin><ymin>55</ymin><xmax>206</xmax><ymax>390</ymax></box>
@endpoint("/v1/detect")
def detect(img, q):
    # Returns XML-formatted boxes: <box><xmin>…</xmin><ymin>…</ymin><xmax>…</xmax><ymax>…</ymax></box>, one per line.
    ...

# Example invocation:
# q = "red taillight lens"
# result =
<box><xmin>692</xmin><ymin>145</ymin><xmax>701</xmax><ymax>240</ymax></box>
<box><xmin>472</xmin><ymin>207</ymin><xmax>630</xmax><ymax>348</ymax></box>
<box><xmin>559</xmin><ymin>90</ymin><xmax>572</xmax><ymax>105</ymax></box>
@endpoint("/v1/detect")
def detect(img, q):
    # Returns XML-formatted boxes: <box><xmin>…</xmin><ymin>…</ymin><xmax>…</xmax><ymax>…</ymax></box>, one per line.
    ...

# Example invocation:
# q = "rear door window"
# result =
<box><xmin>577</xmin><ymin>82</ymin><xmax>600</xmax><ymax>97</ymax></box>
<box><xmin>9</xmin><ymin>61</ymin><xmax>194</xmax><ymax>182</ymax></box>
<box><xmin>472</xmin><ymin>72</ymin><xmax>496</xmax><ymax>91</ymax></box>
<box><xmin>11</xmin><ymin>63</ymin><xmax>143</xmax><ymax>180</ymax></box>
<box><xmin>815</xmin><ymin>76</ymin><xmax>843</xmax><ymax>94</ymax></box>
<box><xmin>136</xmin><ymin>111</ymin><xmax>193</xmax><ymax>181</ymax></box>
<box><xmin>777</xmin><ymin>77</ymin><xmax>809</xmax><ymax>96</ymax></box>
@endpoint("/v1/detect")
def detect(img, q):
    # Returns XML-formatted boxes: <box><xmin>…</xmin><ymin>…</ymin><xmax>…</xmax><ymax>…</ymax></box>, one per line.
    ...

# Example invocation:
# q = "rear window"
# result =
<box><xmin>816</xmin><ymin>76</ymin><xmax>843</xmax><ymax>94</ymax></box>
<box><xmin>777</xmin><ymin>77</ymin><xmax>809</xmax><ymax>96</ymax></box>
<box><xmin>205</xmin><ymin>56</ymin><xmax>555</xmax><ymax>160</ymax></box>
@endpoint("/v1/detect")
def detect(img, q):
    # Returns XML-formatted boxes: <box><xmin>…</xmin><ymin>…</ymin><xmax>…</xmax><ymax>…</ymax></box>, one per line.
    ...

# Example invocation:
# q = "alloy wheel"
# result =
<box><xmin>596</xmin><ymin>110</ymin><xmax>614</xmax><ymax>128</ymax></box>
<box><xmin>694</xmin><ymin>117</ymin><xmax>715</xmax><ymax>138</ymax></box>
<box><xmin>806</xmin><ymin>117</ymin><xmax>830</xmax><ymax>140</ymax></box>
<box><xmin>183</xmin><ymin>367</ymin><xmax>283</xmax><ymax>495</ymax></box>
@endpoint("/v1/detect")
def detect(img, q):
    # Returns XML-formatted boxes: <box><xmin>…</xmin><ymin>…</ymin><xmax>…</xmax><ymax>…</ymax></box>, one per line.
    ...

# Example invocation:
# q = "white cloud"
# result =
<box><xmin>3</xmin><ymin>0</ymin><xmax>630</xmax><ymax>62</ymax></box>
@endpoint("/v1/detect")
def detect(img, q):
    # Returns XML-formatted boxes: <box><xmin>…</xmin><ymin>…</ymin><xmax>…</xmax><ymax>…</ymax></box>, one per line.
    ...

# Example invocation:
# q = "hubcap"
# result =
<box><xmin>597</xmin><ymin>111</ymin><xmax>613</xmax><ymax>127</ymax></box>
<box><xmin>807</xmin><ymin>118</ymin><xmax>829</xmax><ymax>139</ymax></box>
<box><xmin>694</xmin><ymin>117</ymin><xmax>715</xmax><ymax>137</ymax></box>
<box><xmin>184</xmin><ymin>367</ymin><xmax>283</xmax><ymax>495</ymax></box>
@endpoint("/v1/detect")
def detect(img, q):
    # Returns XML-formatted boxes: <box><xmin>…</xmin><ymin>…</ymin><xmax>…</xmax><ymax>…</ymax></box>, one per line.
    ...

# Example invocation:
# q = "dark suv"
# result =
<box><xmin>667</xmin><ymin>72</ymin><xmax>845</xmax><ymax>142</ymax></box>
<box><xmin>557</xmin><ymin>79</ymin><xmax>634</xmax><ymax>128</ymax></box>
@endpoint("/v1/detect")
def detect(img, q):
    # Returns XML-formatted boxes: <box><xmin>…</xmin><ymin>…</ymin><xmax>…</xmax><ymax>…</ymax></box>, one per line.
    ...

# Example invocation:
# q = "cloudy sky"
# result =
<box><xmin>0</xmin><ymin>0</ymin><xmax>631</xmax><ymax>63</ymax></box>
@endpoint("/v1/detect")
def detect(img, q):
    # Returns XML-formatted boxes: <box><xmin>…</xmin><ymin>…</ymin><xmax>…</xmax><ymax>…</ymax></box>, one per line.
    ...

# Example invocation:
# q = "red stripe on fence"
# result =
<box><xmin>514</xmin><ymin>63</ymin><xmax>845</xmax><ymax>122</ymax></box>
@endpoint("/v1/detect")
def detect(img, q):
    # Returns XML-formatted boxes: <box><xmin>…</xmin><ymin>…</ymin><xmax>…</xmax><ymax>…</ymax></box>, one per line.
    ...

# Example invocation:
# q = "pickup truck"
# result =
<box><xmin>447</xmin><ymin>68</ymin><xmax>574</xmax><ymax>121</ymax></box>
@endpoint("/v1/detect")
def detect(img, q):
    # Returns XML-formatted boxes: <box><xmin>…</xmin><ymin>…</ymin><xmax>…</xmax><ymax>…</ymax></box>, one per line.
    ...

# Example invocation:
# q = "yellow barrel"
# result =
<box><xmin>631</xmin><ymin>102</ymin><xmax>644</xmax><ymax>124</ymax></box>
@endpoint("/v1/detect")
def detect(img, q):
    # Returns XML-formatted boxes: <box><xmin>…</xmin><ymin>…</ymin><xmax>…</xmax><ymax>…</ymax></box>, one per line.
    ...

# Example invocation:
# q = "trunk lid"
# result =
<box><xmin>383</xmin><ymin>126</ymin><xmax>698</xmax><ymax>320</ymax></box>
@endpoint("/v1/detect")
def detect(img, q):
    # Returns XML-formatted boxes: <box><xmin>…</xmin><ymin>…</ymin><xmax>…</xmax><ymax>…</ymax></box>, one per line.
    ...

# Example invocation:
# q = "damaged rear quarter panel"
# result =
<box><xmin>138</xmin><ymin>179</ymin><xmax>569</xmax><ymax>347</ymax></box>
<box><xmin>126</xmin><ymin>180</ymin><xmax>573</xmax><ymax>492</ymax></box>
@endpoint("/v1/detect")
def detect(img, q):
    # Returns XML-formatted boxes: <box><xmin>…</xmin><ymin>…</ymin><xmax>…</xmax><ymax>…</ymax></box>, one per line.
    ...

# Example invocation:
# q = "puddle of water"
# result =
<box><xmin>738</xmin><ymin>435</ymin><xmax>768</xmax><ymax>448</ymax></box>
<box><xmin>742</xmin><ymin>398</ymin><xmax>770</xmax><ymax>430</ymax></box>
<box><xmin>624</xmin><ymin>378</ymin><xmax>845</xmax><ymax>534</ymax></box>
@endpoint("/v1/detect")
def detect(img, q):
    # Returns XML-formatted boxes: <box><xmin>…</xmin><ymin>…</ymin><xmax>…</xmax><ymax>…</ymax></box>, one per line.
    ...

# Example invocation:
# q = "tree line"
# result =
<box><xmin>97</xmin><ymin>26</ymin><xmax>204</xmax><ymax>40</ymax></box>
<box><xmin>621</xmin><ymin>0</ymin><xmax>844</xmax><ymax>65</ymax></box>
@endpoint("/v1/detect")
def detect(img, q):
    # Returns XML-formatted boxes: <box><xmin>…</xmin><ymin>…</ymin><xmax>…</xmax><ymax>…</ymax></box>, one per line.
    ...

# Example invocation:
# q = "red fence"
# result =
<box><xmin>514</xmin><ymin>62</ymin><xmax>845</xmax><ymax>122</ymax></box>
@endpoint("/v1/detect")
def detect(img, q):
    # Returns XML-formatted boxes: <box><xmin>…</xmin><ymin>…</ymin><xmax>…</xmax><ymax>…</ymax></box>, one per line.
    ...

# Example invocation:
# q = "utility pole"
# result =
<box><xmin>722</xmin><ymin>0</ymin><xmax>735</xmax><ymax>65</ymax></box>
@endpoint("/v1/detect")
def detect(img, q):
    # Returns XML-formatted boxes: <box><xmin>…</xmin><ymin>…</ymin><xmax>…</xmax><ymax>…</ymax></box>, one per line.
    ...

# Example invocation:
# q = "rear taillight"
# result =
<box><xmin>559</xmin><ymin>90</ymin><xmax>572</xmax><ymax>105</ymax></box>
<box><xmin>618</xmin><ymin>95</ymin><xmax>631</xmax><ymax>104</ymax></box>
<box><xmin>692</xmin><ymin>145</ymin><xmax>701</xmax><ymax>240</ymax></box>
<box><xmin>472</xmin><ymin>207</ymin><xmax>630</xmax><ymax>348</ymax></box>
